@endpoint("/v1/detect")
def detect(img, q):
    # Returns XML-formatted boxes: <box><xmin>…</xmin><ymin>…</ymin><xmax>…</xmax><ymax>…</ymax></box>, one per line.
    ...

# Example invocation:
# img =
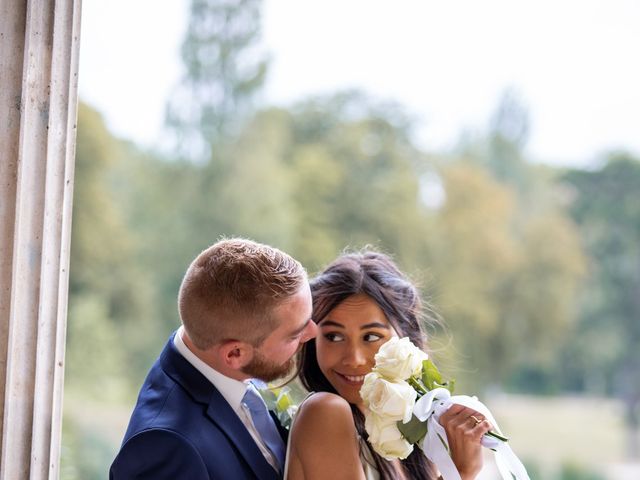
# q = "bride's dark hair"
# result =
<box><xmin>299</xmin><ymin>250</ymin><xmax>439</xmax><ymax>480</ymax></box>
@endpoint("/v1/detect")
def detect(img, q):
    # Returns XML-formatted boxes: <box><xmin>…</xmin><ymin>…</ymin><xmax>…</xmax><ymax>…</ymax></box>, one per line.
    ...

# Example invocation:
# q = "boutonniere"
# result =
<box><xmin>258</xmin><ymin>385</ymin><xmax>298</xmax><ymax>430</ymax></box>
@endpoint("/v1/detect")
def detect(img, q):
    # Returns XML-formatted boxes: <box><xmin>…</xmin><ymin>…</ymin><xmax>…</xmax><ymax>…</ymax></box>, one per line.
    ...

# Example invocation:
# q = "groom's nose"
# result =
<box><xmin>300</xmin><ymin>320</ymin><xmax>318</xmax><ymax>343</ymax></box>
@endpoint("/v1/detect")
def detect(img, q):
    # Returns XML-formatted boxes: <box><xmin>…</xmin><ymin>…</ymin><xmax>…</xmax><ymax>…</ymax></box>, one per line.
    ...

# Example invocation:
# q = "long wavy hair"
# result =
<box><xmin>299</xmin><ymin>250</ymin><xmax>439</xmax><ymax>479</ymax></box>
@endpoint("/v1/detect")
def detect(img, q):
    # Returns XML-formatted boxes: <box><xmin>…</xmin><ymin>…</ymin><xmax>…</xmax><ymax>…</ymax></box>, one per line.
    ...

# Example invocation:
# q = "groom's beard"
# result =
<box><xmin>241</xmin><ymin>350</ymin><xmax>296</xmax><ymax>382</ymax></box>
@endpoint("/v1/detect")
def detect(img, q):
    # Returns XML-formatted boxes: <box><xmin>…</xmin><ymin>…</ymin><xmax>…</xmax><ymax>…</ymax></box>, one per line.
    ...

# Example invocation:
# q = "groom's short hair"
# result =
<box><xmin>178</xmin><ymin>238</ymin><xmax>307</xmax><ymax>350</ymax></box>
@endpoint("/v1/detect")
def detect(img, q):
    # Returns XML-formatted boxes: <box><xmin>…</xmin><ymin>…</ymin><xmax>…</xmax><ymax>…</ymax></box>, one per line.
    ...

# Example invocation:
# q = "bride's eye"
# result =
<box><xmin>323</xmin><ymin>332</ymin><xmax>344</xmax><ymax>342</ymax></box>
<box><xmin>363</xmin><ymin>333</ymin><xmax>383</xmax><ymax>342</ymax></box>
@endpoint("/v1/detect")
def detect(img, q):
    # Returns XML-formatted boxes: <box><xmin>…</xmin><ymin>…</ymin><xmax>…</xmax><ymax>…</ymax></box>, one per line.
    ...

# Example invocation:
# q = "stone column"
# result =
<box><xmin>0</xmin><ymin>0</ymin><xmax>82</xmax><ymax>478</ymax></box>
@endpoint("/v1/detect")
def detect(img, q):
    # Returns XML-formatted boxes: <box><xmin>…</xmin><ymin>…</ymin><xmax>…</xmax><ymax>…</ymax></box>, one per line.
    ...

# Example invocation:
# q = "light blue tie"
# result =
<box><xmin>242</xmin><ymin>385</ymin><xmax>286</xmax><ymax>472</ymax></box>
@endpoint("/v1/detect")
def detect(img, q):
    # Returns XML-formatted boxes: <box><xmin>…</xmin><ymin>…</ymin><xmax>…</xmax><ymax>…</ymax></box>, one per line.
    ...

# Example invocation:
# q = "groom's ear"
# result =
<box><xmin>218</xmin><ymin>340</ymin><xmax>254</xmax><ymax>370</ymax></box>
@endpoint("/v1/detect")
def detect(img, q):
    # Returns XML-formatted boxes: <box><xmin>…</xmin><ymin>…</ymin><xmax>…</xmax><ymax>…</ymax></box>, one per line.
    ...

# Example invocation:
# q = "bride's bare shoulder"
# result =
<box><xmin>300</xmin><ymin>392</ymin><xmax>351</xmax><ymax>413</ymax></box>
<box><xmin>293</xmin><ymin>392</ymin><xmax>355</xmax><ymax>436</ymax></box>
<box><xmin>288</xmin><ymin>392</ymin><xmax>363</xmax><ymax>479</ymax></box>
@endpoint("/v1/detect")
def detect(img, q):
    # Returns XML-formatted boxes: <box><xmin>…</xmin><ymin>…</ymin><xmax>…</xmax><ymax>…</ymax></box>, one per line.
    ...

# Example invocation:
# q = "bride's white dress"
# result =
<box><xmin>283</xmin><ymin>393</ymin><xmax>379</xmax><ymax>480</ymax></box>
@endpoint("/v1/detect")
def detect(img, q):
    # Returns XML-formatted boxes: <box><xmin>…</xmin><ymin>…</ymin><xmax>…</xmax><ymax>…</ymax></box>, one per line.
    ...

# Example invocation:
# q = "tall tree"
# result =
<box><xmin>185</xmin><ymin>90</ymin><xmax>432</xmax><ymax>272</ymax></box>
<box><xmin>457</xmin><ymin>89</ymin><xmax>550</xmax><ymax>211</ymax></box>
<box><xmin>166</xmin><ymin>0</ymin><xmax>269</xmax><ymax>160</ymax></box>
<box><xmin>68</xmin><ymin>104</ymin><xmax>156</xmax><ymax>396</ymax></box>
<box><xmin>285</xmin><ymin>91</ymin><xmax>430</xmax><ymax>271</ymax></box>
<box><xmin>563</xmin><ymin>153</ymin><xmax>640</xmax><ymax>459</ymax></box>
<box><xmin>426</xmin><ymin>162</ymin><xmax>585</xmax><ymax>391</ymax></box>
<box><xmin>212</xmin><ymin>108</ymin><xmax>297</xmax><ymax>250</ymax></box>
<box><xmin>486</xmin><ymin>88</ymin><xmax>530</xmax><ymax>186</ymax></box>
<box><xmin>163</xmin><ymin>0</ymin><xmax>272</xmax><ymax>274</ymax></box>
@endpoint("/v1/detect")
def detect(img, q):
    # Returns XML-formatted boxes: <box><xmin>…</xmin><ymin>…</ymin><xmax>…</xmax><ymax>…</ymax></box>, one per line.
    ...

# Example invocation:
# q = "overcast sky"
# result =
<box><xmin>79</xmin><ymin>0</ymin><xmax>640</xmax><ymax>167</ymax></box>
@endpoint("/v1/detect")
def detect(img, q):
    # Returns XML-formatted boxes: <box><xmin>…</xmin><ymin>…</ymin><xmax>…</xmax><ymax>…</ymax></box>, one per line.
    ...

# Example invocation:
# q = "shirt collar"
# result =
<box><xmin>173</xmin><ymin>325</ymin><xmax>249</xmax><ymax>412</ymax></box>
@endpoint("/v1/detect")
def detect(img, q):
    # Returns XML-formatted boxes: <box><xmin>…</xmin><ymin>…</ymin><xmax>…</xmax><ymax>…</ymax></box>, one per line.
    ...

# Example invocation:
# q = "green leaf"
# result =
<box><xmin>447</xmin><ymin>379</ymin><xmax>456</xmax><ymax>394</ymax></box>
<box><xmin>397</xmin><ymin>414</ymin><xmax>428</xmax><ymax>444</ymax></box>
<box><xmin>421</xmin><ymin>359</ymin><xmax>455</xmax><ymax>393</ymax></box>
<box><xmin>276</xmin><ymin>389</ymin><xmax>294</xmax><ymax>411</ymax></box>
<box><xmin>422</xmin><ymin>359</ymin><xmax>443</xmax><ymax>390</ymax></box>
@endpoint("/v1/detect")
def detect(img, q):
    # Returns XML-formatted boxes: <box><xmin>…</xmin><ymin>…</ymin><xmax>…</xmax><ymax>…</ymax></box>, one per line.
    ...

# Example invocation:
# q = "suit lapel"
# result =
<box><xmin>160</xmin><ymin>333</ymin><xmax>279</xmax><ymax>480</ymax></box>
<box><xmin>269</xmin><ymin>410</ymin><xmax>289</xmax><ymax>443</ymax></box>
<box><xmin>205</xmin><ymin>389</ymin><xmax>280</xmax><ymax>480</ymax></box>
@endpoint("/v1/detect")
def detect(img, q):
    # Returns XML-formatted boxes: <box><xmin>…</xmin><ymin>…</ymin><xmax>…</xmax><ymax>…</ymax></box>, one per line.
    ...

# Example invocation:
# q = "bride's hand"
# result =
<box><xmin>438</xmin><ymin>404</ymin><xmax>493</xmax><ymax>480</ymax></box>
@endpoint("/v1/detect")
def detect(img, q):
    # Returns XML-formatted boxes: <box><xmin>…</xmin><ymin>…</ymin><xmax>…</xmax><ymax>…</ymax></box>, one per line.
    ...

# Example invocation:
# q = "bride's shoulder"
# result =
<box><xmin>288</xmin><ymin>393</ymin><xmax>365</xmax><ymax>479</ymax></box>
<box><xmin>293</xmin><ymin>392</ymin><xmax>355</xmax><ymax>434</ymax></box>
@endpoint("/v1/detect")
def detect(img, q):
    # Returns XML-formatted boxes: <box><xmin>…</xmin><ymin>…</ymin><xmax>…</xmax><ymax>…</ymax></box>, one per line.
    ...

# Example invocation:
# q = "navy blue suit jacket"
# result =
<box><xmin>110</xmin><ymin>332</ymin><xmax>286</xmax><ymax>479</ymax></box>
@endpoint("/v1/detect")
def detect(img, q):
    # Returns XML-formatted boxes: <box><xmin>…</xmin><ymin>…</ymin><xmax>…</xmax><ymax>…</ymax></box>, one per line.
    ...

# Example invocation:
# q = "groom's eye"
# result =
<box><xmin>324</xmin><ymin>332</ymin><xmax>344</xmax><ymax>342</ymax></box>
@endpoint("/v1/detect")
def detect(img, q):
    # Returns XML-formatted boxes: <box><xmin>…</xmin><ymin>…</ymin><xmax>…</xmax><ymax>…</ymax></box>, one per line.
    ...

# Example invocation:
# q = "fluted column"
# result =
<box><xmin>0</xmin><ymin>0</ymin><xmax>82</xmax><ymax>478</ymax></box>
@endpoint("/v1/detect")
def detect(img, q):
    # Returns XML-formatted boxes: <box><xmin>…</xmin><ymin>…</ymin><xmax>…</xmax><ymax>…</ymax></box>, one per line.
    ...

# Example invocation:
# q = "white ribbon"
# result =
<box><xmin>412</xmin><ymin>388</ymin><xmax>530</xmax><ymax>480</ymax></box>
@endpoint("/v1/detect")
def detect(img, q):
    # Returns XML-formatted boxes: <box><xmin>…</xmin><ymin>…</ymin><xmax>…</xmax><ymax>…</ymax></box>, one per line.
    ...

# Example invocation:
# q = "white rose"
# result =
<box><xmin>365</xmin><ymin>413</ymin><xmax>414</xmax><ymax>460</ymax></box>
<box><xmin>359</xmin><ymin>372</ymin><xmax>381</xmax><ymax>405</ymax></box>
<box><xmin>373</xmin><ymin>337</ymin><xmax>428</xmax><ymax>381</ymax></box>
<box><xmin>365</xmin><ymin>412</ymin><xmax>398</xmax><ymax>445</ymax></box>
<box><xmin>360</xmin><ymin>375</ymin><xmax>416</xmax><ymax>423</ymax></box>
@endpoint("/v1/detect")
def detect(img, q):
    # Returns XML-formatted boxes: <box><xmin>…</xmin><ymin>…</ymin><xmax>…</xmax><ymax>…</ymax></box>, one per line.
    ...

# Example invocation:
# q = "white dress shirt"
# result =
<box><xmin>173</xmin><ymin>326</ymin><xmax>280</xmax><ymax>471</ymax></box>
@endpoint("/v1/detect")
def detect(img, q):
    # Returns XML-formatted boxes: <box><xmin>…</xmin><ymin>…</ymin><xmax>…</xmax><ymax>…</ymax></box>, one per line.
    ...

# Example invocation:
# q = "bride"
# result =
<box><xmin>285</xmin><ymin>251</ymin><xmax>492</xmax><ymax>480</ymax></box>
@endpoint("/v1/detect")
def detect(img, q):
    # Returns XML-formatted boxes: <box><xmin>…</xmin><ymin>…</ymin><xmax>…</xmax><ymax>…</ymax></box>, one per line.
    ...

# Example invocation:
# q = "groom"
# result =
<box><xmin>110</xmin><ymin>238</ymin><xmax>318</xmax><ymax>479</ymax></box>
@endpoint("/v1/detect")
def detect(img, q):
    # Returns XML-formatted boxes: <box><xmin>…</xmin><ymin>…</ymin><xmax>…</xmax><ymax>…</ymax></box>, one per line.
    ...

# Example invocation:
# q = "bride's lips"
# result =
<box><xmin>334</xmin><ymin>371</ymin><xmax>366</xmax><ymax>386</ymax></box>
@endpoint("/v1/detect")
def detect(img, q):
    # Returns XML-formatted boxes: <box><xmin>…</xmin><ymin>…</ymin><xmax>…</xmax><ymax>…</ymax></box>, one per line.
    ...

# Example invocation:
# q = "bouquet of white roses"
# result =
<box><xmin>360</xmin><ymin>337</ymin><xmax>530</xmax><ymax>480</ymax></box>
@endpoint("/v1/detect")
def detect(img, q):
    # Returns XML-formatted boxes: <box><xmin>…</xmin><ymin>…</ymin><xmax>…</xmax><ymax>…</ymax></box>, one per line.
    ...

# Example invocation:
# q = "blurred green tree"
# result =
<box><xmin>162</xmin><ymin>0</ymin><xmax>276</xmax><ymax>286</ymax></box>
<box><xmin>562</xmin><ymin>153</ymin><xmax>640</xmax><ymax>459</ymax></box>
<box><xmin>426</xmin><ymin>163</ymin><xmax>521</xmax><ymax>385</ymax></box>
<box><xmin>213</xmin><ymin>108</ymin><xmax>297</xmax><ymax>250</ymax></box>
<box><xmin>68</xmin><ymin>103</ymin><xmax>156</xmax><ymax>394</ymax></box>
<box><xmin>457</xmin><ymin>88</ymin><xmax>559</xmax><ymax>216</ymax></box>
<box><xmin>125</xmin><ymin>0</ymin><xmax>276</xmax><ymax>337</ymax></box>
<box><xmin>60</xmin><ymin>409</ymin><xmax>117</xmax><ymax>480</ymax></box>
<box><xmin>106</xmin><ymin>144</ymin><xmax>201</xmax><ymax>346</ymax></box>
<box><xmin>191</xmin><ymin>90</ymin><xmax>433</xmax><ymax>272</ymax></box>
<box><xmin>285</xmin><ymin>91</ymin><xmax>431</xmax><ymax>271</ymax></box>
<box><xmin>432</xmin><ymin>91</ymin><xmax>587</xmax><ymax>392</ymax></box>
<box><xmin>426</xmin><ymin>162</ymin><xmax>585</xmax><ymax>391</ymax></box>
<box><xmin>166</xmin><ymin>0</ymin><xmax>268</xmax><ymax>159</ymax></box>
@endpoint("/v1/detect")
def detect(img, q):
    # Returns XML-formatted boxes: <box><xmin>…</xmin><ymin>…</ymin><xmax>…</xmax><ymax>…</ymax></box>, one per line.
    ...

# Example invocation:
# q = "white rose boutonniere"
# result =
<box><xmin>258</xmin><ymin>385</ymin><xmax>298</xmax><ymax>430</ymax></box>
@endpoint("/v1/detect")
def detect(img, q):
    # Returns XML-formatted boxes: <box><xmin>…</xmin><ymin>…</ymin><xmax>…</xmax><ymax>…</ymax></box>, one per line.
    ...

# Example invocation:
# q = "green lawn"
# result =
<box><xmin>484</xmin><ymin>393</ymin><xmax>637</xmax><ymax>479</ymax></box>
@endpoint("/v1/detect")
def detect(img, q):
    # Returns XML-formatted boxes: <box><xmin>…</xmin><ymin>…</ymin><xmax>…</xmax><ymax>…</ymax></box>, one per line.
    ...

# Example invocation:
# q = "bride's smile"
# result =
<box><xmin>336</xmin><ymin>373</ymin><xmax>366</xmax><ymax>384</ymax></box>
<box><xmin>316</xmin><ymin>293</ymin><xmax>397</xmax><ymax>407</ymax></box>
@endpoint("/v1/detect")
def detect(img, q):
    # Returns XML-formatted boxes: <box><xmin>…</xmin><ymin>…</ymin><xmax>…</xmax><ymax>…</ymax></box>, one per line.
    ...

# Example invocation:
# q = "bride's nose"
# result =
<box><xmin>342</xmin><ymin>344</ymin><xmax>367</xmax><ymax>367</ymax></box>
